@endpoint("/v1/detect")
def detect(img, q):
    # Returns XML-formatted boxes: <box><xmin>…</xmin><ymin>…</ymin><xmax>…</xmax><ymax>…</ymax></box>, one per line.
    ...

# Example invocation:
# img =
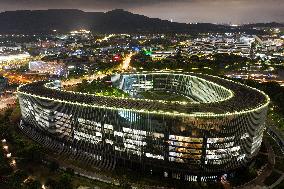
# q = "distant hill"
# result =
<box><xmin>0</xmin><ymin>9</ymin><xmax>268</xmax><ymax>34</ymax></box>
<box><xmin>243</xmin><ymin>22</ymin><xmax>284</xmax><ymax>28</ymax></box>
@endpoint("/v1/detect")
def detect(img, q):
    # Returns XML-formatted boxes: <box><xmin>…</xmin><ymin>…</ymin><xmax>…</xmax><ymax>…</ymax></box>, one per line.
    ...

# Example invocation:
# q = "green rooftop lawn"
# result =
<box><xmin>75</xmin><ymin>79</ymin><xmax>129</xmax><ymax>98</ymax></box>
<box><xmin>139</xmin><ymin>90</ymin><xmax>192</xmax><ymax>102</ymax></box>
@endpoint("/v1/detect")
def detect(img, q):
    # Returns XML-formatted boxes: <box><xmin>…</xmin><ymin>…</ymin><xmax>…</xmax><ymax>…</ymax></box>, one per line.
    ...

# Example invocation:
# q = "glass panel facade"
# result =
<box><xmin>17</xmin><ymin>72</ymin><xmax>269</xmax><ymax>181</ymax></box>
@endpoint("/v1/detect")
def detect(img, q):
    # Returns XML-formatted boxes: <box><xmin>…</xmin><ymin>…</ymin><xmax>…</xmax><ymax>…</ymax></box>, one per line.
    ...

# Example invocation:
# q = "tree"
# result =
<box><xmin>119</xmin><ymin>175</ymin><xmax>131</xmax><ymax>189</ymax></box>
<box><xmin>9</xmin><ymin>170</ymin><xmax>28</xmax><ymax>189</ymax></box>
<box><xmin>45</xmin><ymin>178</ymin><xmax>58</xmax><ymax>189</ymax></box>
<box><xmin>13</xmin><ymin>170</ymin><xmax>28</xmax><ymax>182</ymax></box>
<box><xmin>48</xmin><ymin>161</ymin><xmax>59</xmax><ymax>172</ymax></box>
<box><xmin>9</xmin><ymin>104</ymin><xmax>22</xmax><ymax>125</ymax></box>
<box><xmin>58</xmin><ymin>173</ymin><xmax>72</xmax><ymax>189</ymax></box>
<box><xmin>0</xmin><ymin>164</ymin><xmax>13</xmax><ymax>176</ymax></box>
<box><xmin>189</xmin><ymin>55</ymin><xmax>200</xmax><ymax>63</ymax></box>
<box><xmin>0</xmin><ymin>123</ymin><xmax>11</xmax><ymax>139</ymax></box>
<box><xmin>3</xmin><ymin>109</ymin><xmax>13</xmax><ymax>121</ymax></box>
<box><xmin>65</xmin><ymin>168</ymin><xmax>75</xmax><ymax>177</ymax></box>
<box><xmin>19</xmin><ymin>144</ymin><xmax>43</xmax><ymax>163</ymax></box>
<box><xmin>24</xmin><ymin>178</ymin><xmax>41</xmax><ymax>189</ymax></box>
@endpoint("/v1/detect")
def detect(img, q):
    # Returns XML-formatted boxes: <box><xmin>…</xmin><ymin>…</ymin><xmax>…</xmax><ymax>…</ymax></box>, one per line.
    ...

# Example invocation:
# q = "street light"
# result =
<box><xmin>3</xmin><ymin>145</ymin><xmax>8</xmax><ymax>150</ymax></box>
<box><xmin>6</xmin><ymin>153</ymin><xmax>11</xmax><ymax>158</ymax></box>
<box><xmin>11</xmin><ymin>159</ymin><xmax>16</xmax><ymax>166</ymax></box>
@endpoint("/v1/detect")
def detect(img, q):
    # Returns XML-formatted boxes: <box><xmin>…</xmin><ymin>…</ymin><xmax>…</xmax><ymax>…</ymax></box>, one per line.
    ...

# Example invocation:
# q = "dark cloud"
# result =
<box><xmin>0</xmin><ymin>0</ymin><xmax>184</xmax><ymax>10</ymax></box>
<box><xmin>0</xmin><ymin>0</ymin><xmax>283</xmax><ymax>23</ymax></box>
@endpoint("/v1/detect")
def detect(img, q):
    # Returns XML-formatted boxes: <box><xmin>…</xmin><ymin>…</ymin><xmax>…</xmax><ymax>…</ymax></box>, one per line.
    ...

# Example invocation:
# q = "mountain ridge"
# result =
<box><xmin>0</xmin><ymin>9</ymin><xmax>273</xmax><ymax>34</ymax></box>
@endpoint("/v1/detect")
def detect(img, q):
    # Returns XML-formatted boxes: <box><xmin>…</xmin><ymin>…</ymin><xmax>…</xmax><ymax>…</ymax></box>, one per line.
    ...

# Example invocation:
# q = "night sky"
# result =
<box><xmin>0</xmin><ymin>0</ymin><xmax>283</xmax><ymax>24</ymax></box>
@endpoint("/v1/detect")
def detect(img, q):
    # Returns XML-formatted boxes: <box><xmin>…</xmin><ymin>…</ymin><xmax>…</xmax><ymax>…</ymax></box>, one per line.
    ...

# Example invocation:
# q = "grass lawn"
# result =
<box><xmin>140</xmin><ymin>90</ymin><xmax>192</xmax><ymax>102</ymax></box>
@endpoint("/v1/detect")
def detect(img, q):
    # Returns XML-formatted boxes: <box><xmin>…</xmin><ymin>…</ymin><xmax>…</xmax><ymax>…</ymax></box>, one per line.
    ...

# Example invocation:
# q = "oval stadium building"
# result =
<box><xmin>17</xmin><ymin>72</ymin><xmax>269</xmax><ymax>182</ymax></box>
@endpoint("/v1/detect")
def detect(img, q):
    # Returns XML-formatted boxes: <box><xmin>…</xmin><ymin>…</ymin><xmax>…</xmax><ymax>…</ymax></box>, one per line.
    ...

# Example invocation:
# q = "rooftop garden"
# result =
<box><xmin>74</xmin><ymin>79</ymin><xmax>129</xmax><ymax>98</ymax></box>
<box><xmin>139</xmin><ymin>90</ymin><xmax>192</xmax><ymax>102</ymax></box>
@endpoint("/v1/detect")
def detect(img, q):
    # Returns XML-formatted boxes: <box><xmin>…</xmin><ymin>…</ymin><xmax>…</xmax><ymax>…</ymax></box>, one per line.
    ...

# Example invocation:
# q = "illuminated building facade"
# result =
<box><xmin>17</xmin><ymin>72</ymin><xmax>269</xmax><ymax>182</ymax></box>
<box><xmin>150</xmin><ymin>51</ymin><xmax>176</xmax><ymax>60</ymax></box>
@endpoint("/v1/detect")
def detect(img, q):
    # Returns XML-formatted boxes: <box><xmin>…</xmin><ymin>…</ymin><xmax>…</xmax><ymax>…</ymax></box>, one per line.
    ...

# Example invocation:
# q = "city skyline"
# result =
<box><xmin>0</xmin><ymin>0</ymin><xmax>283</xmax><ymax>24</ymax></box>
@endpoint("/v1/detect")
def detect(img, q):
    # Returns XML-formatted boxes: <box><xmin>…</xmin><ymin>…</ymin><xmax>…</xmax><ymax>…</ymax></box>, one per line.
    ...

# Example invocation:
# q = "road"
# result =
<box><xmin>120</xmin><ymin>52</ymin><xmax>133</xmax><ymax>71</ymax></box>
<box><xmin>62</xmin><ymin>52</ymin><xmax>135</xmax><ymax>87</ymax></box>
<box><xmin>0</xmin><ymin>95</ymin><xmax>17</xmax><ymax>112</ymax></box>
<box><xmin>3</xmin><ymin>73</ymin><xmax>33</xmax><ymax>84</ymax></box>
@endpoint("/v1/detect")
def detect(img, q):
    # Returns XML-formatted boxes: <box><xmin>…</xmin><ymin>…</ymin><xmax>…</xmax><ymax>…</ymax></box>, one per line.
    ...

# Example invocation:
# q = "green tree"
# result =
<box><xmin>9</xmin><ymin>169</ymin><xmax>28</xmax><ymax>189</ymax></box>
<box><xmin>58</xmin><ymin>173</ymin><xmax>72</xmax><ymax>189</ymax></box>
<box><xmin>119</xmin><ymin>175</ymin><xmax>131</xmax><ymax>189</ymax></box>
<box><xmin>45</xmin><ymin>178</ymin><xmax>59</xmax><ymax>189</ymax></box>
<box><xmin>24</xmin><ymin>178</ymin><xmax>41</xmax><ymax>189</ymax></box>
<box><xmin>48</xmin><ymin>161</ymin><xmax>59</xmax><ymax>172</ymax></box>
<box><xmin>9</xmin><ymin>104</ymin><xmax>22</xmax><ymax>125</ymax></box>
<box><xmin>19</xmin><ymin>144</ymin><xmax>43</xmax><ymax>163</ymax></box>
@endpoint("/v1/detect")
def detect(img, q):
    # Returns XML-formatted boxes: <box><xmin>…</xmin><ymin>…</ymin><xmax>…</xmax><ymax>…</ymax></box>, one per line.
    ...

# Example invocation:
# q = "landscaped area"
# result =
<box><xmin>139</xmin><ymin>90</ymin><xmax>192</xmax><ymax>102</ymax></box>
<box><xmin>71</xmin><ymin>79</ymin><xmax>129</xmax><ymax>98</ymax></box>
